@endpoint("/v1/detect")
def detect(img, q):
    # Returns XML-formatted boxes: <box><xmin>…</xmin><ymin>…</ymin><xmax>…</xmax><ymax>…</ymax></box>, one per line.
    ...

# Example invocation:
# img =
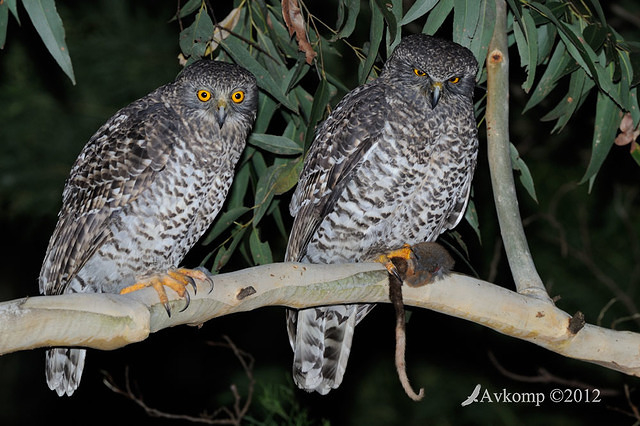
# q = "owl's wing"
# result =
<box><xmin>39</xmin><ymin>97</ymin><xmax>179</xmax><ymax>295</ymax></box>
<box><xmin>286</xmin><ymin>82</ymin><xmax>389</xmax><ymax>262</ymax></box>
<box><xmin>443</xmin><ymin>136</ymin><xmax>478</xmax><ymax>232</ymax></box>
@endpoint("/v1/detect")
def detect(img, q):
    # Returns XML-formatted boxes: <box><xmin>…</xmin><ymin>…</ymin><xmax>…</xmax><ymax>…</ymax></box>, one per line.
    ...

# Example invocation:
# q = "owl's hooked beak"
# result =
<box><xmin>430</xmin><ymin>82</ymin><xmax>442</xmax><ymax>109</ymax></box>
<box><xmin>216</xmin><ymin>99</ymin><xmax>228</xmax><ymax>128</ymax></box>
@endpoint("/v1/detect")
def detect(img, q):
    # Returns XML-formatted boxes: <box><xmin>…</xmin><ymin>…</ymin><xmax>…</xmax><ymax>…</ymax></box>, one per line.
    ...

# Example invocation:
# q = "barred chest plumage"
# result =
<box><xmin>68</xmin><ymin>124</ymin><xmax>247</xmax><ymax>295</ymax></box>
<box><xmin>303</xmin><ymin>99</ymin><xmax>477</xmax><ymax>265</ymax></box>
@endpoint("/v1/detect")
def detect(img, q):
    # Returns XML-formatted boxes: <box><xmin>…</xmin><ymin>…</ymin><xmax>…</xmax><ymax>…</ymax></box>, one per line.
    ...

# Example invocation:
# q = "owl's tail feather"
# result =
<box><xmin>45</xmin><ymin>348</ymin><xmax>86</xmax><ymax>397</ymax></box>
<box><xmin>291</xmin><ymin>304</ymin><xmax>373</xmax><ymax>394</ymax></box>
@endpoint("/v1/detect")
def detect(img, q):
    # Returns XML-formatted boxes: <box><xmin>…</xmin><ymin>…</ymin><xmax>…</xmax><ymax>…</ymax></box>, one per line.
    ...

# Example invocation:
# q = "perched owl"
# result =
<box><xmin>286</xmin><ymin>34</ymin><xmax>478</xmax><ymax>394</ymax></box>
<box><xmin>39</xmin><ymin>60</ymin><xmax>258</xmax><ymax>396</ymax></box>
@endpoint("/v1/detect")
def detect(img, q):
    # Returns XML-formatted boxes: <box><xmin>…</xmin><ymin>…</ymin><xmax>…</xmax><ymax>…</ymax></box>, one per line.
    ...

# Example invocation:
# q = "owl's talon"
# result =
<box><xmin>120</xmin><ymin>267</ymin><xmax>209</xmax><ymax>316</ymax></box>
<box><xmin>378</xmin><ymin>242</ymin><xmax>455</xmax><ymax>287</ymax></box>
<box><xmin>191</xmin><ymin>266</ymin><xmax>215</xmax><ymax>294</ymax></box>
<box><xmin>376</xmin><ymin>245</ymin><xmax>412</xmax><ymax>283</ymax></box>
<box><xmin>375</xmin><ymin>243</ymin><xmax>455</xmax><ymax>287</ymax></box>
<box><xmin>387</xmin><ymin>263</ymin><xmax>403</xmax><ymax>282</ymax></box>
<box><xmin>185</xmin><ymin>275</ymin><xmax>197</xmax><ymax>295</ymax></box>
<box><xmin>179</xmin><ymin>289</ymin><xmax>191</xmax><ymax>313</ymax></box>
<box><xmin>199</xmin><ymin>266</ymin><xmax>215</xmax><ymax>293</ymax></box>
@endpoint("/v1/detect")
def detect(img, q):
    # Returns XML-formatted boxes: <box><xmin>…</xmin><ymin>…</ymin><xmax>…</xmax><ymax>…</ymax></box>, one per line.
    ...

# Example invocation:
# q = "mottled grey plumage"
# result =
<box><xmin>286</xmin><ymin>34</ymin><xmax>478</xmax><ymax>394</ymax></box>
<box><xmin>39</xmin><ymin>60</ymin><xmax>257</xmax><ymax>396</ymax></box>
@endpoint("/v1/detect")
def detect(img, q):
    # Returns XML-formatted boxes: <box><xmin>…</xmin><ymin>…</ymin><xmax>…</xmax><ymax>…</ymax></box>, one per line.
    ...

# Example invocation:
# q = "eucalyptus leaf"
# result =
<box><xmin>401</xmin><ymin>0</ymin><xmax>438</xmax><ymax>26</ymax></box>
<box><xmin>335</xmin><ymin>0</ymin><xmax>360</xmax><ymax>39</ymax></box>
<box><xmin>617</xmin><ymin>49</ymin><xmax>634</xmax><ymax>116</ymax></box>
<box><xmin>453</xmin><ymin>0</ymin><xmax>480</xmax><ymax>48</ymax></box>
<box><xmin>263</xmin><ymin>198</ymin><xmax>287</xmax><ymax>241</ymax></box>
<box><xmin>373</xmin><ymin>0</ymin><xmax>397</xmax><ymax>46</ymax></box>
<box><xmin>0</xmin><ymin>2</ymin><xmax>8</xmax><ymax>49</ymax></box>
<box><xmin>583</xmin><ymin>24</ymin><xmax>607</xmax><ymax>52</ymax></box>
<box><xmin>212</xmin><ymin>226</ymin><xmax>248</xmax><ymax>272</ymax></box>
<box><xmin>358</xmin><ymin>0</ymin><xmax>383</xmax><ymax>84</ymax></box>
<box><xmin>521</xmin><ymin>9</ymin><xmax>538</xmax><ymax>92</ymax></box>
<box><xmin>272</xmin><ymin>156</ymin><xmax>303</xmax><ymax>195</ymax></box>
<box><xmin>523</xmin><ymin>43</ymin><xmax>574</xmax><ymax>112</ymax></box>
<box><xmin>254</xmin><ymin>93</ymin><xmax>278</xmax><ymax>134</ymax></box>
<box><xmin>579</xmin><ymin>91</ymin><xmax>621</xmax><ymax>187</ymax></box>
<box><xmin>179</xmin><ymin>8</ymin><xmax>214</xmax><ymax>58</ymax></box>
<box><xmin>267</xmin><ymin>7</ymin><xmax>299</xmax><ymax>58</ymax></box>
<box><xmin>468</xmin><ymin>0</ymin><xmax>495</xmax><ymax>74</ymax></box>
<box><xmin>227</xmin><ymin>158</ymin><xmax>252</xmax><ymax>208</ymax></box>
<box><xmin>249</xmin><ymin>228</ymin><xmax>273</xmax><ymax>265</ymax></box>
<box><xmin>202</xmin><ymin>207</ymin><xmax>251</xmax><ymax>245</ymax></box>
<box><xmin>464</xmin><ymin>199</ymin><xmax>481</xmax><ymax>243</ymax></box>
<box><xmin>587</xmin><ymin>0</ymin><xmax>607</xmax><ymax>26</ymax></box>
<box><xmin>174</xmin><ymin>0</ymin><xmax>202</xmax><ymax>20</ymax></box>
<box><xmin>6</xmin><ymin>0</ymin><xmax>19</xmax><ymax>23</ymax></box>
<box><xmin>253</xmin><ymin>164</ymin><xmax>280</xmax><ymax>226</ymax></box>
<box><xmin>423</xmin><ymin>0</ymin><xmax>453</xmax><ymax>36</ymax></box>
<box><xmin>22</xmin><ymin>0</ymin><xmax>75</xmax><ymax>84</ymax></box>
<box><xmin>535</xmin><ymin>22</ymin><xmax>556</xmax><ymax>65</ymax></box>
<box><xmin>249</xmin><ymin>133</ymin><xmax>303</xmax><ymax>155</ymax></box>
<box><xmin>510</xmin><ymin>143</ymin><xmax>538</xmax><ymax>202</ymax></box>
<box><xmin>631</xmin><ymin>146</ymin><xmax>640</xmax><ymax>167</ymax></box>
<box><xmin>284</xmin><ymin>55</ymin><xmax>310</xmax><ymax>95</ymax></box>
<box><xmin>540</xmin><ymin>68</ymin><xmax>593</xmax><ymax>132</ymax></box>
<box><xmin>221</xmin><ymin>36</ymin><xmax>298</xmax><ymax>111</ymax></box>
<box><xmin>304</xmin><ymin>78</ymin><xmax>332</xmax><ymax>152</ymax></box>
<box><xmin>385</xmin><ymin>0</ymin><xmax>403</xmax><ymax>54</ymax></box>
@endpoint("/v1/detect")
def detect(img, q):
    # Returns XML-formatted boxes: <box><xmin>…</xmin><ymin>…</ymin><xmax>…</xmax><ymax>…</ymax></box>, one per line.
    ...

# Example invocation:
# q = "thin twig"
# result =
<box><xmin>103</xmin><ymin>337</ymin><xmax>255</xmax><ymax>425</ymax></box>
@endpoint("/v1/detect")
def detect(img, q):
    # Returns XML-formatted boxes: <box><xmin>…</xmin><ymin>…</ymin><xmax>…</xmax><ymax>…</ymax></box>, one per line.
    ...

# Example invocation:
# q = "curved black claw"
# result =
<box><xmin>163</xmin><ymin>301</ymin><xmax>172</xmax><ymax>317</ymax></box>
<box><xmin>184</xmin><ymin>274</ymin><xmax>197</xmax><ymax>295</ymax></box>
<box><xmin>179</xmin><ymin>286</ymin><xmax>191</xmax><ymax>313</ymax></box>
<box><xmin>195</xmin><ymin>266</ymin><xmax>215</xmax><ymax>294</ymax></box>
<box><xmin>389</xmin><ymin>265</ymin><xmax>403</xmax><ymax>282</ymax></box>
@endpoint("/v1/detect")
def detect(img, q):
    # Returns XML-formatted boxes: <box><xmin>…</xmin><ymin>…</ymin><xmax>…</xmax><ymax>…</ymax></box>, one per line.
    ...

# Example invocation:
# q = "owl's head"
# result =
<box><xmin>175</xmin><ymin>60</ymin><xmax>258</xmax><ymax>129</ymax></box>
<box><xmin>381</xmin><ymin>34</ymin><xmax>478</xmax><ymax>109</ymax></box>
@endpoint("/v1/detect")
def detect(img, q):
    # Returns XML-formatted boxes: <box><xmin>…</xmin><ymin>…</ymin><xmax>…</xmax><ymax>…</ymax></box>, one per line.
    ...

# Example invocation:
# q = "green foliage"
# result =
<box><xmin>512</xmin><ymin>1</ymin><xmax>640</xmax><ymax>179</ymax></box>
<box><xmin>1</xmin><ymin>0</ymin><xmax>74</xmax><ymax>82</ymax></box>
<box><xmin>510</xmin><ymin>142</ymin><xmax>538</xmax><ymax>202</ymax></box>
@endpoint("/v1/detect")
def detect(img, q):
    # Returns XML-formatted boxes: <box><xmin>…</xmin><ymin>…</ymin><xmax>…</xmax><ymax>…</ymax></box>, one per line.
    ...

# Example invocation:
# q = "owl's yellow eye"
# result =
<box><xmin>413</xmin><ymin>68</ymin><xmax>427</xmax><ymax>77</ymax></box>
<box><xmin>197</xmin><ymin>90</ymin><xmax>211</xmax><ymax>102</ymax></box>
<box><xmin>449</xmin><ymin>76</ymin><xmax>460</xmax><ymax>84</ymax></box>
<box><xmin>231</xmin><ymin>90</ymin><xmax>245</xmax><ymax>103</ymax></box>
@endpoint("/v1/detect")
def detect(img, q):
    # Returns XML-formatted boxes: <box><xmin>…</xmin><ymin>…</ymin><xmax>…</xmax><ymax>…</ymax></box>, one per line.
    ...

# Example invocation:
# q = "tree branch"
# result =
<box><xmin>486</xmin><ymin>0</ymin><xmax>550</xmax><ymax>300</ymax></box>
<box><xmin>1</xmin><ymin>262</ymin><xmax>640</xmax><ymax>378</ymax></box>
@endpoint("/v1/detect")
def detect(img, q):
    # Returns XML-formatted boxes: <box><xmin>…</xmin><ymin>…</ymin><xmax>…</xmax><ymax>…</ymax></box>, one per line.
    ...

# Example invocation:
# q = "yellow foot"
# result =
<box><xmin>376</xmin><ymin>242</ymin><xmax>455</xmax><ymax>287</ymax></box>
<box><xmin>120</xmin><ymin>267</ymin><xmax>214</xmax><ymax>316</ymax></box>
<box><xmin>376</xmin><ymin>244</ymin><xmax>413</xmax><ymax>282</ymax></box>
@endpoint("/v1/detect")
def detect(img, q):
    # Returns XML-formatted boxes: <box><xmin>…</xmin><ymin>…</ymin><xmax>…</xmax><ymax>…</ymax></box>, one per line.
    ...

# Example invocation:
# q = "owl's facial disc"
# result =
<box><xmin>412</xmin><ymin>66</ymin><xmax>442</xmax><ymax>109</ymax></box>
<box><xmin>211</xmin><ymin>89</ymin><xmax>250</xmax><ymax>128</ymax></box>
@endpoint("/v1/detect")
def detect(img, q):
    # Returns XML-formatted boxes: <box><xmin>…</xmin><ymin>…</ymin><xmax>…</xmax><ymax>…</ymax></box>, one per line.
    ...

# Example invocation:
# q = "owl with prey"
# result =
<box><xmin>286</xmin><ymin>34</ymin><xmax>478</xmax><ymax>394</ymax></box>
<box><xmin>39</xmin><ymin>60</ymin><xmax>258</xmax><ymax>396</ymax></box>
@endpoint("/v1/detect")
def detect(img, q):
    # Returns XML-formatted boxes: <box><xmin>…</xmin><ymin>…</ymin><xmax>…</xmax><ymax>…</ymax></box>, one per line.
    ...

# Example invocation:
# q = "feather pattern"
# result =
<box><xmin>39</xmin><ymin>60</ymin><xmax>258</xmax><ymax>396</ymax></box>
<box><xmin>286</xmin><ymin>35</ymin><xmax>479</xmax><ymax>394</ymax></box>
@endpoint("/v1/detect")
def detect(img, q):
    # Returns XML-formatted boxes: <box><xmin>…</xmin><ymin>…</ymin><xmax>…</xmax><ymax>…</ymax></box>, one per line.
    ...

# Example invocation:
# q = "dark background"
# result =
<box><xmin>1</xmin><ymin>1</ymin><xmax>639</xmax><ymax>424</ymax></box>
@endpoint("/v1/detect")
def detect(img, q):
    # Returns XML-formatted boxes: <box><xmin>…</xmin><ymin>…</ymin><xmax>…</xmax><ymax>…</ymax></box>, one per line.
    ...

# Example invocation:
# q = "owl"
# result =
<box><xmin>39</xmin><ymin>60</ymin><xmax>258</xmax><ymax>396</ymax></box>
<box><xmin>286</xmin><ymin>34</ymin><xmax>478</xmax><ymax>394</ymax></box>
